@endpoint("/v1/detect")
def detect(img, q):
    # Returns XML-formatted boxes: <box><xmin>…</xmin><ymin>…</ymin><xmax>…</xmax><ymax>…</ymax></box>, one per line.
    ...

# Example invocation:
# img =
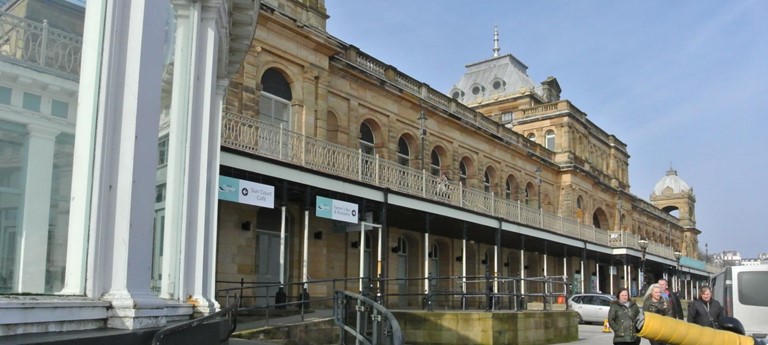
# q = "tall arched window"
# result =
<box><xmin>576</xmin><ymin>195</ymin><xmax>584</xmax><ymax>222</ymax></box>
<box><xmin>430</xmin><ymin>149</ymin><xmax>441</xmax><ymax>176</ymax></box>
<box><xmin>545</xmin><ymin>130</ymin><xmax>555</xmax><ymax>150</ymax></box>
<box><xmin>260</xmin><ymin>68</ymin><xmax>291</xmax><ymax>127</ymax></box>
<box><xmin>483</xmin><ymin>170</ymin><xmax>491</xmax><ymax>193</ymax></box>
<box><xmin>359</xmin><ymin>122</ymin><xmax>374</xmax><ymax>155</ymax></box>
<box><xmin>527</xmin><ymin>133</ymin><xmax>536</xmax><ymax>142</ymax></box>
<box><xmin>397</xmin><ymin>136</ymin><xmax>410</xmax><ymax>166</ymax></box>
<box><xmin>505</xmin><ymin>179</ymin><xmax>512</xmax><ymax>200</ymax></box>
<box><xmin>459</xmin><ymin>161</ymin><xmax>468</xmax><ymax>186</ymax></box>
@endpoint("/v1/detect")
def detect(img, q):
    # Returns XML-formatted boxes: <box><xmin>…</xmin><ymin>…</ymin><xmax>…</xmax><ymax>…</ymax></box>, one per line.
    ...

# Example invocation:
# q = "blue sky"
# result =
<box><xmin>326</xmin><ymin>1</ymin><xmax>768</xmax><ymax>259</ymax></box>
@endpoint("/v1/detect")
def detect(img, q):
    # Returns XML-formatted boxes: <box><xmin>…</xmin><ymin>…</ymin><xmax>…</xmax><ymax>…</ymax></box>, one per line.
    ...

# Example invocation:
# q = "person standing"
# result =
<box><xmin>687</xmin><ymin>286</ymin><xmax>725</xmax><ymax>328</ymax></box>
<box><xmin>608</xmin><ymin>288</ymin><xmax>642</xmax><ymax>345</ymax></box>
<box><xmin>643</xmin><ymin>284</ymin><xmax>668</xmax><ymax>345</ymax></box>
<box><xmin>658</xmin><ymin>278</ymin><xmax>683</xmax><ymax>319</ymax></box>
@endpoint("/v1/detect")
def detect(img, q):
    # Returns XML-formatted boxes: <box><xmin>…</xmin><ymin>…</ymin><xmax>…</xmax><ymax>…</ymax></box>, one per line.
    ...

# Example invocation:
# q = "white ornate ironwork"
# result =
<box><xmin>221</xmin><ymin>113</ymin><xmax>690</xmax><ymax>262</ymax></box>
<box><xmin>0</xmin><ymin>11</ymin><xmax>82</xmax><ymax>76</ymax></box>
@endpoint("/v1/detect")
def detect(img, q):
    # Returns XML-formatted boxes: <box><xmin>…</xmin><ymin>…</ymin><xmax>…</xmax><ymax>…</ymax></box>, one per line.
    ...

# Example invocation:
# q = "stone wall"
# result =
<box><xmin>393</xmin><ymin>310</ymin><xmax>578</xmax><ymax>345</ymax></box>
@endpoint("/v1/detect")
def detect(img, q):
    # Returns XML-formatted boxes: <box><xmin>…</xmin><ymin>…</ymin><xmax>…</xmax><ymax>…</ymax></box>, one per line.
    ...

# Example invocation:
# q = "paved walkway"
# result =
<box><xmin>229</xmin><ymin>309</ymin><xmax>335</xmax><ymax>345</ymax></box>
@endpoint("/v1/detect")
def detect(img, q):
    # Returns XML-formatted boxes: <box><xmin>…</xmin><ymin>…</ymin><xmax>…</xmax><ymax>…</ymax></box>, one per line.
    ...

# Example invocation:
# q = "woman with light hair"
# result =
<box><xmin>643</xmin><ymin>283</ymin><xmax>669</xmax><ymax>345</ymax></box>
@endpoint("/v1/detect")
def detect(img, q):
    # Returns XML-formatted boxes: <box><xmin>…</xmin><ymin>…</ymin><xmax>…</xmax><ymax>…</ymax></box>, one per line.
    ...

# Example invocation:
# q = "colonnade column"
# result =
<box><xmin>520</xmin><ymin>236</ymin><xmax>525</xmax><ymax>296</ymax></box>
<box><xmin>182</xmin><ymin>1</ymin><xmax>226</xmax><ymax>314</ymax></box>
<box><xmin>423</xmin><ymin>214</ymin><xmax>430</xmax><ymax>296</ymax></box>
<box><xmin>17</xmin><ymin>125</ymin><xmax>59</xmax><ymax>293</ymax></box>
<box><xmin>595</xmin><ymin>262</ymin><xmax>600</xmax><ymax>293</ymax></box>
<box><xmin>96</xmin><ymin>0</ymin><xmax>168</xmax><ymax>329</ymax></box>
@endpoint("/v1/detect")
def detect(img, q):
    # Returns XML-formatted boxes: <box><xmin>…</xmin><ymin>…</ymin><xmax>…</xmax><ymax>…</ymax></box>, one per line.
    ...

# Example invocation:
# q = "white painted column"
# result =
<box><xmin>624</xmin><ymin>265</ymin><xmax>629</xmax><ymax>289</ymax></box>
<box><xmin>203</xmin><ymin>83</ymin><xmax>227</xmax><ymax>310</ymax></box>
<box><xmin>461</xmin><ymin>239</ymin><xmax>467</xmax><ymax>294</ymax></box>
<box><xmin>493</xmin><ymin>244</ymin><xmax>498</xmax><ymax>293</ymax></box>
<box><xmin>358</xmin><ymin>222</ymin><xmax>365</xmax><ymax>293</ymax></box>
<box><xmin>302</xmin><ymin>210</ymin><xmax>309</xmax><ymax>282</ymax></box>
<box><xmin>160</xmin><ymin>0</ymin><xmax>197</xmax><ymax>302</ymax></box>
<box><xmin>424</xmin><ymin>232</ymin><xmax>429</xmax><ymax>295</ymax></box>
<box><xmin>595</xmin><ymin>263</ymin><xmax>600</xmax><ymax>293</ymax></box>
<box><xmin>17</xmin><ymin>125</ymin><xmax>59</xmax><ymax>293</ymax></box>
<box><xmin>520</xmin><ymin>248</ymin><xmax>526</xmax><ymax>295</ymax></box>
<box><xmin>609</xmin><ymin>265</ymin><xmax>614</xmax><ymax>295</ymax></box>
<box><xmin>182</xmin><ymin>1</ymin><xmax>223</xmax><ymax>315</ymax></box>
<box><xmin>96</xmin><ymin>0</ymin><xmax>168</xmax><ymax>329</ymax></box>
<box><xmin>280</xmin><ymin>205</ymin><xmax>286</xmax><ymax>285</ymax></box>
<box><xmin>580</xmin><ymin>259</ymin><xmax>585</xmax><ymax>294</ymax></box>
<box><xmin>61</xmin><ymin>0</ymin><xmax>108</xmax><ymax>296</ymax></box>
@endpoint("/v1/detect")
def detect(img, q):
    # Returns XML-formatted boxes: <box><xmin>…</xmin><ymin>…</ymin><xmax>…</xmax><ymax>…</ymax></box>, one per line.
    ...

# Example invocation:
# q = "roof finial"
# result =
<box><xmin>493</xmin><ymin>26</ymin><xmax>500</xmax><ymax>57</ymax></box>
<box><xmin>667</xmin><ymin>162</ymin><xmax>677</xmax><ymax>176</ymax></box>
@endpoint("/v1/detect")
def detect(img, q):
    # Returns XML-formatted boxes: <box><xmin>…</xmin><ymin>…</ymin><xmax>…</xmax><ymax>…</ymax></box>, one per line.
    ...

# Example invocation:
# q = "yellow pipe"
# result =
<box><xmin>639</xmin><ymin>312</ymin><xmax>755</xmax><ymax>345</ymax></box>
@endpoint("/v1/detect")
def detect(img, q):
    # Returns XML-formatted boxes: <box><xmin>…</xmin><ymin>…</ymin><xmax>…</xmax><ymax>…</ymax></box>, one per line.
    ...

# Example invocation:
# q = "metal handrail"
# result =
<box><xmin>334</xmin><ymin>290</ymin><xmax>404</xmax><ymax>345</ymax></box>
<box><xmin>151</xmin><ymin>295</ymin><xmax>239</xmax><ymax>345</ymax></box>
<box><xmin>217</xmin><ymin>277</ymin><xmax>372</xmax><ymax>326</ymax></box>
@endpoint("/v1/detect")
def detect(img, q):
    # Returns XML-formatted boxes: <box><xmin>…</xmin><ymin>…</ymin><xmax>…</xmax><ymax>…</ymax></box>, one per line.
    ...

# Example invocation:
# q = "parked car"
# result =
<box><xmin>710</xmin><ymin>264</ymin><xmax>768</xmax><ymax>339</ymax></box>
<box><xmin>569</xmin><ymin>293</ymin><xmax>616</xmax><ymax>324</ymax></box>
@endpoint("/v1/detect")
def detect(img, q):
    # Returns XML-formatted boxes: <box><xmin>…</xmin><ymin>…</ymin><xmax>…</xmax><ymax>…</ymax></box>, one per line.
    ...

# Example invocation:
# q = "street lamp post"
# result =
<box><xmin>705</xmin><ymin>243</ymin><xmax>710</xmax><ymax>281</ymax></box>
<box><xmin>673</xmin><ymin>251</ymin><xmax>682</xmax><ymax>292</ymax></box>
<box><xmin>418</xmin><ymin>110</ymin><xmax>427</xmax><ymax>171</ymax></box>
<box><xmin>535</xmin><ymin>167</ymin><xmax>542</xmax><ymax>209</ymax></box>
<box><xmin>638</xmin><ymin>238</ymin><xmax>649</xmax><ymax>291</ymax></box>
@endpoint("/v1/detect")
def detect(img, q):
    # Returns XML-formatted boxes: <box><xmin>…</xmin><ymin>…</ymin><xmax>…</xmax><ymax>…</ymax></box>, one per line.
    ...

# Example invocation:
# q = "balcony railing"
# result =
<box><xmin>0</xmin><ymin>10</ymin><xmax>82</xmax><ymax>77</ymax></box>
<box><xmin>221</xmin><ymin>113</ymin><xmax>717</xmax><ymax>273</ymax></box>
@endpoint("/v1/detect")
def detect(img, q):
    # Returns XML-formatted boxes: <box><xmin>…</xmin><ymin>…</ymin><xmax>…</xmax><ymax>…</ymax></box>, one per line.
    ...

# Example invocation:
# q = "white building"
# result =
<box><xmin>0</xmin><ymin>0</ymin><xmax>257</xmax><ymax>339</ymax></box>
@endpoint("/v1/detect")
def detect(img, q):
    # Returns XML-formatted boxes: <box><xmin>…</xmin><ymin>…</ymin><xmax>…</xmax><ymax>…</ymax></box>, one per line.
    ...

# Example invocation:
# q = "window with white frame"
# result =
<box><xmin>259</xmin><ymin>68</ymin><xmax>292</xmax><ymax>128</ymax></box>
<box><xmin>483</xmin><ymin>170</ymin><xmax>491</xmax><ymax>193</ymax></box>
<box><xmin>359</xmin><ymin>122</ymin><xmax>375</xmax><ymax>155</ymax></box>
<box><xmin>459</xmin><ymin>161</ymin><xmax>468</xmax><ymax>186</ymax></box>
<box><xmin>545</xmin><ymin>130</ymin><xmax>555</xmax><ymax>150</ymax></box>
<box><xmin>397</xmin><ymin>136</ymin><xmax>410</xmax><ymax>166</ymax></box>
<box><xmin>430</xmin><ymin>149</ymin><xmax>441</xmax><ymax>176</ymax></box>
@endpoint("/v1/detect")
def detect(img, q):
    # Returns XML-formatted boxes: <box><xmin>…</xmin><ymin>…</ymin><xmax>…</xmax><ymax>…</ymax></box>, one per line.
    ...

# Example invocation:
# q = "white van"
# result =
<box><xmin>710</xmin><ymin>264</ymin><xmax>768</xmax><ymax>338</ymax></box>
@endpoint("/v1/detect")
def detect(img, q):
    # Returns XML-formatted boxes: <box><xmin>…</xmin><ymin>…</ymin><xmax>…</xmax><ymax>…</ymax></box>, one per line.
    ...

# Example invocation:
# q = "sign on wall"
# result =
<box><xmin>218</xmin><ymin>176</ymin><xmax>275</xmax><ymax>208</ymax></box>
<box><xmin>316</xmin><ymin>196</ymin><xmax>358</xmax><ymax>224</ymax></box>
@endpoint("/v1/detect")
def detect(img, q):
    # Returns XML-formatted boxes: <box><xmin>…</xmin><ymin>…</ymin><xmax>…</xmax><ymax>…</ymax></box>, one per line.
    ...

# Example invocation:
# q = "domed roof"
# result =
<box><xmin>652</xmin><ymin>168</ymin><xmax>692</xmax><ymax>195</ymax></box>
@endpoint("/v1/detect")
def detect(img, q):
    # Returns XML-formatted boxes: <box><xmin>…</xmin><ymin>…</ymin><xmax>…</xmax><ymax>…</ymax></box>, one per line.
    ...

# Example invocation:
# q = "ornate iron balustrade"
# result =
<box><xmin>221</xmin><ymin>113</ymin><xmax>716</xmax><ymax>270</ymax></box>
<box><xmin>0</xmin><ymin>10</ymin><xmax>82</xmax><ymax>77</ymax></box>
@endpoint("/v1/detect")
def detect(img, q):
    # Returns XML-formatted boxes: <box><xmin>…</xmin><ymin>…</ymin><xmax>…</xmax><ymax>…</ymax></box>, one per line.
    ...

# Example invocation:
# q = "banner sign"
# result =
<box><xmin>218</xmin><ymin>176</ymin><xmax>274</xmax><ymax>208</ymax></box>
<box><xmin>316</xmin><ymin>196</ymin><xmax>358</xmax><ymax>224</ymax></box>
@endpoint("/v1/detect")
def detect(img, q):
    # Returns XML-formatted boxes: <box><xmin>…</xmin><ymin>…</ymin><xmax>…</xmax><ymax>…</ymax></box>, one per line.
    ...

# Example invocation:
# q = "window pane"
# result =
<box><xmin>0</xmin><ymin>86</ymin><xmax>11</xmax><ymax>105</ymax></box>
<box><xmin>738</xmin><ymin>271</ymin><xmax>768</xmax><ymax>307</ymax></box>
<box><xmin>51</xmin><ymin>100</ymin><xmax>69</xmax><ymax>118</ymax></box>
<box><xmin>0</xmin><ymin>1</ymin><xmax>85</xmax><ymax>294</ymax></box>
<box><xmin>22</xmin><ymin>92</ymin><xmax>41</xmax><ymax>112</ymax></box>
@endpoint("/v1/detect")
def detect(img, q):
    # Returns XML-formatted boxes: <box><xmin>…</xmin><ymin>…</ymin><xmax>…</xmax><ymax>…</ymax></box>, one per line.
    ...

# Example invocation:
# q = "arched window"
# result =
<box><xmin>260</xmin><ymin>68</ymin><xmax>291</xmax><ymax>127</ymax></box>
<box><xmin>525</xmin><ymin>182</ymin><xmax>535</xmax><ymax>206</ymax></box>
<box><xmin>397</xmin><ymin>136</ymin><xmax>410</xmax><ymax>166</ymax></box>
<box><xmin>459</xmin><ymin>161</ymin><xmax>468</xmax><ymax>186</ymax></box>
<box><xmin>527</xmin><ymin>133</ymin><xmax>536</xmax><ymax>142</ymax></box>
<box><xmin>359</xmin><ymin>122</ymin><xmax>374</xmax><ymax>155</ymax></box>
<box><xmin>576</xmin><ymin>195</ymin><xmax>584</xmax><ymax>222</ymax></box>
<box><xmin>505</xmin><ymin>179</ymin><xmax>512</xmax><ymax>200</ymax></box>
<box><xmin>545</xmin><ymin>130</ymin><xmax>555</xmax><ymax>150</ymax></box>
<box><xmin>430</xmin><ymin>149</ymin><xmax>441</xmax><ymax>176</ymax></box>
<box><xmin>483</xmin><ymin>170</ymin><xmax>491</xmax><ymax>193</ymax></box>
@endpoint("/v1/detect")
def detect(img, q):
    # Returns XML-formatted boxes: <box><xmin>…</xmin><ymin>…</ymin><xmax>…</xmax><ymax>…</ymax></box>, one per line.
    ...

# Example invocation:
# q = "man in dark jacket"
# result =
<box><xmin>658</xmin><ymin>279</ymin><xmax>683</xmax><ymax>319</ymax></box>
